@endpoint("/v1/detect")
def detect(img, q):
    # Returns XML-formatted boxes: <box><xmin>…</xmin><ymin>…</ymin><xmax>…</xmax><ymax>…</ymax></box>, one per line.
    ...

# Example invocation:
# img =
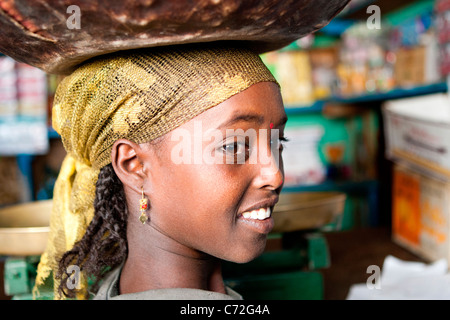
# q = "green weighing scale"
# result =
<box><xmin>0</xmin><ymin>200</ymin><xmax>53</xmax><ymax>299</ymax></box>
<box><xmin>1</xmin><ymin>193</ymin><xmax>345</xmax><ymax>300</ymax></box>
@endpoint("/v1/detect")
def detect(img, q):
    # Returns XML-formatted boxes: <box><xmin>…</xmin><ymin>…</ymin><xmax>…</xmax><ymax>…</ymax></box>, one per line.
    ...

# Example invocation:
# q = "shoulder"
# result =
<box><xmin>109</xmin><ymin>287</ymin><xmax>242</xmax><ymax>300</ymax></box>
<box><xmin>93</xmin><ymin>265</ymin><xmax>122</xmax><ymax>300</ymax></box>
<box><xmin>93</xmin><ymin>265</ymin><xmax>242</xmax><ymax>300</ymax></box>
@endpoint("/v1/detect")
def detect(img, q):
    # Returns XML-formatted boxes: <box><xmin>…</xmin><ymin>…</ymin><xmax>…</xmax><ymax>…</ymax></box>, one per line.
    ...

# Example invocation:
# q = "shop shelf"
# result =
<box><xmin>332</xmin><ymin>82</ymin><xmax>448</xmax><ymax>104</ymax></box>
<box><xmin>284</xmin><ymin>100</ymin><xmax>326</xmax><ymax>115</ymax></box>
<box><xmin>282</xmin><ymin>179</ymin><xmax>378</xmax><ymax>194</ymax></box>
<box><xmin>320</xmin><ymin>18</ymin><xmax>356</xmax><ymax>36</ymax></box>
<box><xmin>47</xmin><ymin>127</ymin><xmax>60</xmax><ymax>139</ymax></box>
<box><xmin>284</xmin><ymin>81</ymin><xmax>448</xmax><ymax>115</ymax></box>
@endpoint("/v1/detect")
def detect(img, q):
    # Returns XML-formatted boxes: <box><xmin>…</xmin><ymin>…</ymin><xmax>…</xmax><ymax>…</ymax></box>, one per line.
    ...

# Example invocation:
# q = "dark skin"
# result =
<box><xmin>111</xmin><ymin>81</ymin><xmax>287</xmax><ymax>295</ymax></box>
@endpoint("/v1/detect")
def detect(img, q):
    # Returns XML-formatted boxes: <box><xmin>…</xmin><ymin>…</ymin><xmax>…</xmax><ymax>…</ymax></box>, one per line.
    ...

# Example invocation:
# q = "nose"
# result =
<box><xmin>252</xmin><ymin>141</ymin><xmax>284</xmax><ymax>191</ymax></box>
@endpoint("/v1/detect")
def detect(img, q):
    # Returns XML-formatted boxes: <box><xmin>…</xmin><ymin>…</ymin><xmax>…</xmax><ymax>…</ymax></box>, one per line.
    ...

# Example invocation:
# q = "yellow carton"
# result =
<box><xmin>392</xmin><ymin>163</ymin><xmax>450</xmax><ymax>263</ymax></box>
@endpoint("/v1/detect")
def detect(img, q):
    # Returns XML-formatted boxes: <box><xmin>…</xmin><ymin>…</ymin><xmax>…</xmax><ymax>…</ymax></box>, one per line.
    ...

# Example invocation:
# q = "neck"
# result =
<box><xmin>119</xmin><ymin>224</ymin><xmax>226</xmax><ymax>295</ymax></box>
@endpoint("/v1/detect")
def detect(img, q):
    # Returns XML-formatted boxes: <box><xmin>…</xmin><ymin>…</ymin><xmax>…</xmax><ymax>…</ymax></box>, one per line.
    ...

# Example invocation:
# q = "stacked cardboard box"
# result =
<box><xmin>383</xmin><ymin>93</ymin><xmax>450</xmax><ymax>263</ymax></box>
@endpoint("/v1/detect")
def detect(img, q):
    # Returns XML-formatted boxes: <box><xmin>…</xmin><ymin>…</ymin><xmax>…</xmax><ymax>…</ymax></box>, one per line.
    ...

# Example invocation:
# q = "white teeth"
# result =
<box><xmin>258</xmin><ymin>208</ymin><xmax>266</xmax><ymax>219</ymax></box>
<box><xmin>241</xmin><ymin>207</ymin><xmax>271</xmax><ymax>220</ymax></box>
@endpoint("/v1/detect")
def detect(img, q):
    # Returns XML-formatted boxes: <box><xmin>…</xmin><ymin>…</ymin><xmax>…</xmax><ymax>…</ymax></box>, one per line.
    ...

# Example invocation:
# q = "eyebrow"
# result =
<box><xmin>218</xmin><ymin>113</ymin><xmax>288</xmax><ymax>129</ymax></box>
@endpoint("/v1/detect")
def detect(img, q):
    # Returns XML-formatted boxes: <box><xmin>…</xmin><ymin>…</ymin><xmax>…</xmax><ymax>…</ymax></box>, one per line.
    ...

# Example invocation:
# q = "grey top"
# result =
<box><xmin>94</xmin><ymin>265</ymin><xmax>243</xmax><ymax>300</ymax></box>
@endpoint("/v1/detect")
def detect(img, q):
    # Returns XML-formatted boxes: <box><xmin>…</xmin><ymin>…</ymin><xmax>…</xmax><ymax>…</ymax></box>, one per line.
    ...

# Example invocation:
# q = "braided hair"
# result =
<box><xmin>57</xmin><ymin>164</ymin><xmax>128</xmax><ymax>298</ymax></box>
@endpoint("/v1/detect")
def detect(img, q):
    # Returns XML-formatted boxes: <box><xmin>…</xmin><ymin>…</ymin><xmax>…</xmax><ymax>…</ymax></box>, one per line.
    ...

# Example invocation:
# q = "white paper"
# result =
<box><xmin>346</xmin><ymin>255</ymin><xmax>450</xmax><ymax>300</ymax></box>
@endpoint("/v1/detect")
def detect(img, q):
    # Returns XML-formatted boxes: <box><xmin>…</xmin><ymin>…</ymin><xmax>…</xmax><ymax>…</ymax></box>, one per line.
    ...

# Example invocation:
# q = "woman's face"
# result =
<box><xmin>141</xmin><ymin>81</ymin><xmax>286</xmax><ymax>263</ymax></box>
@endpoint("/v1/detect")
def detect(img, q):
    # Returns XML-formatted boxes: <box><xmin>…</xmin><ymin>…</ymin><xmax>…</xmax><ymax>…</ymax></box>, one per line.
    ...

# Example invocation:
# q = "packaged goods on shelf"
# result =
<box><xmin>436</xmin><ymin>0</ymin><xmax>450</xmax><ymax>75</ymax></box>
<box><xmin>0</xmin><ymin>57</ymin><xmax>50</xmax><ymax>155</ymax></box>
<box><xmin>309</xmin><ymin>47</ymin><xmax>339</xmax><ymax>100</ymax></box>
<box><xmin>439</xmin><ymin>43</ymin><xmax>450</xmax><ymax>76</ymax></box>
<box><xmin>262</xmin><ymin>50</ymin><xmax>315</xmax><ymax>106</ymax></box>
<box><xmin>0</xmin><ymin>56</ymin><xmax>18</xmax><ymax>120</ymax></box>
<box><xmin>0</xmin><ymin>58</ymin><xmax>48</xmax><ymax>121</ymax></box>
<box><xmin>16</xmin><ymin>62</ymin><xmax>47</xmax><ymax>118</ymax></box>
<box><xmin>394</xmin><ymin>31</ymin><xmax>441</xmax><ymax>86</ymax></box>
<box><xmin>337</xmin><ymin>23</ymin><xmax>396</xmax><ymax>96</ymax></box>
<box><xmin>261</xmin><ymin>47</ymin><xmax>339</xmax><ymax>105</ymax></box>
<box><xmin>383</xmin><ymin>93</ymin><xmax>450</xmax><ymax>178</ymax></box>
<box><xmin>389</xmin><ymin>3</ymin><xmax>442</xmax><ymax>83</ymax></box>
<box><xmin>337</xmin><ymin>10</ymin><xmax>441</xmax><ymax>96</ymax></box>
<box><xmin>282</xmin><ymin>125</ymin><xmax>326</xmax><ymax>186</ymax></box>
<box><xmin>262</xmin><ymin>8</ymin><xmax>443</xmax><ymax>105</ymax></box>
<box><xmin>392</xmin><ymin>162</ymin><xmax>450</xmax><ymax>264</ymax></box>
<box><xmin>0</xmin><ymin>120</ymin><xmax>49</xmax><ymax>155</ymax></box>
<box><xmin>436</xmin><ymin>0</ymin><xmax>450</xmax><ymax>44</ymax></box>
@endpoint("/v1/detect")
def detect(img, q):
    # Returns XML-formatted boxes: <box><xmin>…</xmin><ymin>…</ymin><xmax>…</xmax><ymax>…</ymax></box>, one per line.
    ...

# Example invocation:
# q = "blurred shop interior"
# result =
<box><xmin>1</xmin><ymin>0</ymin><xmax>450</xmax><ymax>300</ymax></box>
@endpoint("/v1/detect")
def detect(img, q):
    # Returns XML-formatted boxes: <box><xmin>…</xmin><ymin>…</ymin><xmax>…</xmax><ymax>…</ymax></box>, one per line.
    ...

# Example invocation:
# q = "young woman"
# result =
<box><xmin>34</xmin><ymin>43</ymin><xmax>287</xmax><ymax>300</ymax></box>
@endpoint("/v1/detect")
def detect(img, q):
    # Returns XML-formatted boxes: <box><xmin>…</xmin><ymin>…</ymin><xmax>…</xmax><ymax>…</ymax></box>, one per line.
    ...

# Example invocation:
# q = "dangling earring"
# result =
<box><xmin>139</xmin><ymin>187</ymin><xmax>148</xmax><ymax>224</ymax></box>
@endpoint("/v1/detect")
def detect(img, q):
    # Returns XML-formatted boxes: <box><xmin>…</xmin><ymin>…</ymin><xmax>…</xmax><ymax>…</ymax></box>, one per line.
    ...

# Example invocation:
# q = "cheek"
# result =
<box><xmin>149</xmin><ymin>163</ymin><xmax>236</xmax><ymax>230</ymax></box>
<box><xmin>149</xmin><ymin>162</ymin><xmax>266</xmax><ymax>262</ymax></box>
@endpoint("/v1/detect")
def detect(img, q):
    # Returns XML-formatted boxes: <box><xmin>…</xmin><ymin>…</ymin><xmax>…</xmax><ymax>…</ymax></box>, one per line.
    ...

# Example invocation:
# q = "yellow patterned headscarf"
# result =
<box><xmin>33</xmin><ymin>43</ymin><xmax>278</xmax><ymax>299</ymax></box>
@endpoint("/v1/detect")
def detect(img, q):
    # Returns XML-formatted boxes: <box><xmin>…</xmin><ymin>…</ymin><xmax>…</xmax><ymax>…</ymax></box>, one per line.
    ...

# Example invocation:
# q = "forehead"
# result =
<box><xmin>144</xmin><ymin>81</ymin><xmax>285</xmax><ymax>159</ymax></box>
<box><xmin>187</xmin><ymin>82</ymin><xmax>286</xmax><ymax>130</ymax></box>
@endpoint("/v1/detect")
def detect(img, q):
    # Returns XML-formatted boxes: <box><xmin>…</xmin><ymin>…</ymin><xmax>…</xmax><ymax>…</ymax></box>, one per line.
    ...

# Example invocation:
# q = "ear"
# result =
<box><xmin>111</xmin><ymin>139</ymin><xmax>145</xmax><ymax>194</ymax></box>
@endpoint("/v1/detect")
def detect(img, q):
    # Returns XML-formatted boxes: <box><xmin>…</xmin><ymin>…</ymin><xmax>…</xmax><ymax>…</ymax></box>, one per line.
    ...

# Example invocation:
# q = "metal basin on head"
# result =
<box><xmin>0</xmin><ymin>0</ymin><xmax>350</xmax><ymax>74</ymax></box>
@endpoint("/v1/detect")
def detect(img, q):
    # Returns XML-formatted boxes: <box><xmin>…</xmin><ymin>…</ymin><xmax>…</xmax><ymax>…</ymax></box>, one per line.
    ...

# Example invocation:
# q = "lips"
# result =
<box><xmin>236</xmin><ymin>196</ymin><xmax>279</xmax><ymax>234</ymax></box>
<box><xmin>238</xmin><ymin>196</ymin><xmax>279</xmax><ymax>219</ymax></box>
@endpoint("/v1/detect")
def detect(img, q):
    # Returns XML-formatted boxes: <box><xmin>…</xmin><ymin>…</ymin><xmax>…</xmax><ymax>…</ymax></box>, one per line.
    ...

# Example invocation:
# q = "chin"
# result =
<box><xmin>226</xmin><ymin>240</ymin><xmax>267</xmax><ymax>264</ymax></box>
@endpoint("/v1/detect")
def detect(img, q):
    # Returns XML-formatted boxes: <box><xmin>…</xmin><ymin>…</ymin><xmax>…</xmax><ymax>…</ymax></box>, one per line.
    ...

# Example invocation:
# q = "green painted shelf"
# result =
<box><xmin>284</xmin><ymin>81</ymin><xmax>448</xmax><ymax>115</ymax></box>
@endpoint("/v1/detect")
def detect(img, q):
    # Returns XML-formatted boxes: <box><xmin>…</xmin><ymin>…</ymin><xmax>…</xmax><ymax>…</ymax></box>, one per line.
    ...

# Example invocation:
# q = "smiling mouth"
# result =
<box><xmin>241</xmin><ymin>207</ymin><xmax>271</xmax><ymax>220</ymax></box>
<box><xmin>237</xmin><ymin>206</ymin><xmax>274</xmax><ymax>235</ymax></box>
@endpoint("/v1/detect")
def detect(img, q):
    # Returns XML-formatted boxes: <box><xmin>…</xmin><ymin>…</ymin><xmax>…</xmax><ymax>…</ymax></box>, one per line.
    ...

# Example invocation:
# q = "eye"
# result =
<box><xmin>271</xmin><ymin>136</ymin><xmax>289</xmax><ymax>151</ymax></box>
<box><xmin>220</xmin><ymin>136</ymin><xmax>251</xmax><ymax>164</ymax></box>
<box><xmin>222</xmin><ymin>140</ymin><xmax>247</xmax><ymax>155</ymax></box>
